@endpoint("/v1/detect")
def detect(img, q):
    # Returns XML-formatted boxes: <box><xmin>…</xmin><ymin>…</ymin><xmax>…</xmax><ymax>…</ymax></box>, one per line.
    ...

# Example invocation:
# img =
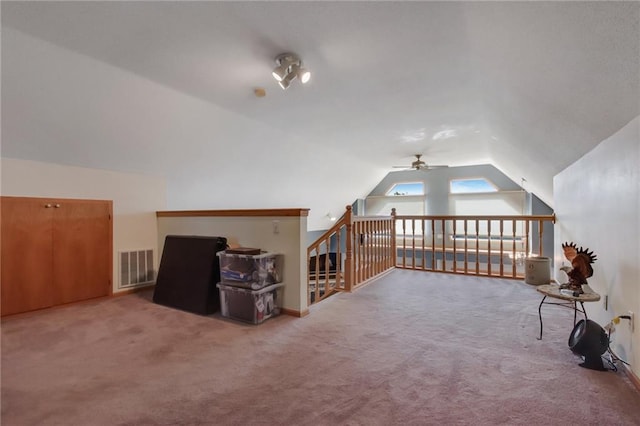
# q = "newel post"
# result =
<box><xmin>344</xmin><ymin>205</ymin><xmax>354</xmax><ymax>292</ymax></box>
<box><xmin>391</xmin><ymin>208</ymin><xmax>397</xmax><ymax>269</ymax></box>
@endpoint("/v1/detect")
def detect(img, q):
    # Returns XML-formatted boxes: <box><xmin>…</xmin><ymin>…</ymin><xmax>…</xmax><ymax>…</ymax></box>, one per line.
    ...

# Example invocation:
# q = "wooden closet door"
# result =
<box><xmin>1</xmin><ymin>197</ymin><xmax>55</xmax><ymax>316</ymax></box>
<box><xmin>51</xmin><ymin>199</ymin><xmax>112</xmax><ymax>305</ymax></box>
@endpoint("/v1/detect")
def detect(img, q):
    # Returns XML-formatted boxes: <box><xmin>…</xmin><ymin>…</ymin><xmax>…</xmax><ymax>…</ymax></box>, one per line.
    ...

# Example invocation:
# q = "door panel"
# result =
<box><xmin>1</xmin><ymin>197</ymin><xmax>54</xmax><ymax>315</ymax></box>
<box><xmin>52</xmin><ymin>200</ymin><xmax>112</xmax><ymax>305</ymax></box>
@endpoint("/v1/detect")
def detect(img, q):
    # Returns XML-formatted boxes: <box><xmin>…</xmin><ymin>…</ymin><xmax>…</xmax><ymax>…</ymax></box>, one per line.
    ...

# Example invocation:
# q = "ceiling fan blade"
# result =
<box><xmin>391</xmin><ymin>154</ymin><xmax>449</xmax><ymax>170</ymax></box>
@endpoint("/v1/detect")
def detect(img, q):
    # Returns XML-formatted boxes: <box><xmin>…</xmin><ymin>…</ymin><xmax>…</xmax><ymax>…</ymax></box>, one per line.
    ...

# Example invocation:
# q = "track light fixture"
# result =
<box><xmin>272</xmin><ymin>53</ymin><xmax>310</xmax><ymax>89</ymax></box>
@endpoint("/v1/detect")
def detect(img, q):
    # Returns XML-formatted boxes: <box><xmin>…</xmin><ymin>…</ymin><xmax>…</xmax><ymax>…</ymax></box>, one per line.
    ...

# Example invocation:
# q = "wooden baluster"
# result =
<box><xmin>391</xmin><ymin>208</ymin><xmax>397</xmax><ymax>269</ymax></box>
<box><xmin>372</xmin><ymin>220</ymin><xmax>377</xmax><ymax>276</ymax></box>
<box><xmin>373</xmin><ymin>220</ymin><xmax>378</xmax><ymax>276</ymax></box>
<box><xmin>359</xmin><ymin>220</ymin><xmax>365</xmax><ymax>282</ymax></box>
<box><xmin>381</xmin><ymin>219</ymin><xmax>385</xmax><ymax>270</ymax></box>
<box><xmin>511</xmin><ymin>219</ymin><xmax>517</xmax><ymax>278</ymax></box>
<box><xmin>323</xmin><ymin>239</ymin><xmax>329</xmax><ymax>299</ymax></box>
<box><xmin>452</xmin><ymin>220</ymin><xmax>457</xmax><ymax>273</ymax></box>
<box><xmin>360</xmin><ymin>220</ymin><xmax>365</xmax><ymax>283</ymax></box>
<box><xmin>499</xmin><ymin>220</ymin><xmax>504</xmax><ymax>277</ymax></box>
<box><xmin>377</xmin><ymin>220</ymin><xmax>382</xmax><ymax>274</ymax></box>
<box><xmin>307</xmin><ymin>248</ymin><xmax>313</xmax><ymax>306</ymax></box>
<box><xmin>317</xmin><ymin>243</ymin><xmax>323</xmax><ymax>302</ymax></box>
<box><xmin>386</xmin><ymin>216</ymin><xmax>396</xmax><ymax>269</ymax></box>
<box><xmin>402</xmin><ymin>218</ymin><xmax>407</xmax><ymax>268</ymax></box>
<box><xmin>358</xmin><ymin>220</ymin><xmax>363</xmax><ymax>282</ymax></box>
<box><xmin>336</xmin><ymin>227</ymin><xmax>342</xmax><ymax>290</ymax></box>
<box><xmin>372</xmin><ymin>220</ymin><xmax>376</xmax><ymax>276</ymax></box>
<box><xmin>475</xmin><ymin>219</ymin><xmax>480</xmax><ymax>275</ymax></box>
<box><xmin>525</xmin><ymin>219</ymin><xmax>530</xmax><ymax>257</ymax></box>
<box><xmin>356</xmin><ymin>220</ymin><xmax>362</xmax><ymax>285</ymax></box>
<box><xmin>380</xmin><ymin>219</ymin><xmax>385</xmax><ymax>271</ymax></box>
<box><xmin>421</xmin><ymin>218</ymin><xmax>425</xmax><ymax>270</ymax></box>
<box><xmin>440</xmin><ymin>219</ymin><xmax>447</xmax><ymax>271</ymax></box>
<box><xmin>431</xmin><ymin>219</ymin><xmax>436</xmax><ymax>271</ymax></box>
<box><xmin>464</xmin><ymin>220</ymin><xmax>468</xmax><ymax>274</ymax></box>
<box><xmin>366</xmin><ymin>220</ymin><xmax>370</xmax><ymax>279</ymax></box>
<box><xmin>380</xmin><ymin>219</ymin><xmax>384</xmax><ymax>271</ymax></box>
<box><xmin>410</xmin><ymin>218</ymin><xmax>415</xmax><ymax>270</ymax></box>
<box><xmin>537</xmin><ymin>220</ymin><xmax>543</xmax><ymax>257</ymax></box>
<box><xmin>368</xmin><ymin>220</ymin><xmax>371</xmax><ymax>279</ymax></box>
<box><xmin>487</xmin><ymin>220</ymin><xmax>492</xmax><ymax>276</ymax></box>
<box><xmin>344</xmin><ymin>205</ymin><xmax>353</xmax><ymax>292</ymax></box>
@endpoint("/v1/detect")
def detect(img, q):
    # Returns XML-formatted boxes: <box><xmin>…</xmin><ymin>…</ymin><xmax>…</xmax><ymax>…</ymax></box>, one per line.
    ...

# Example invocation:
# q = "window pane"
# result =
<box><xmin>386</xmin><ymin>182</ymin><xmax>424</xmax><ymax>196</ymax></box>
<box><xmin>450</xmin><ymin>178</ymin><xmax>497</xmax><ymax>194</ymax></box>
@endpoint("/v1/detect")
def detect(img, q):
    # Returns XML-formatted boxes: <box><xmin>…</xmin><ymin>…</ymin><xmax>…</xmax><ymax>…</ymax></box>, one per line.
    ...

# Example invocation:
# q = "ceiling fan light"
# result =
<box><xmin>298</xmin><ymin>68</ymin><xmax>311</xmax><ymax>84</ymax></box>
<box><xmin>272</xmin><ymin>53</ymin><xmax>310</xmax><ymax>89</ymax></box>
<box><xmin>272</xmin><ymin>65</ymin><xmax>288</xmax><ymax>82</ymax></box>
<box><xmin>278</xmin><ymin>78</ymin><xmax>291</xmax><ymax>90</ymax></box>
<box><xmin>278</xmin><ymin>68</ymin><xmax>298</xmax><ymax>90</ymax></box>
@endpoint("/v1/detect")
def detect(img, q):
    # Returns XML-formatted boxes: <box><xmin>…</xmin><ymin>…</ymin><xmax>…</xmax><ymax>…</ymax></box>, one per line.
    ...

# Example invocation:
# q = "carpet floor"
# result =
<box><xmin>2</xmin><ymin>269</ymin><xmax>639</xmax><ymax>425</ymax></box>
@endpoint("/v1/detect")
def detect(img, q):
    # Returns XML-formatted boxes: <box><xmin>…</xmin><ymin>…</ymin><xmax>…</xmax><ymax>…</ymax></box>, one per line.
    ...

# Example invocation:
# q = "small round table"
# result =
<box><xmin>536</xmin><ymin>284</ymin><xmax>601</xmax><ymax>340</ymax></box>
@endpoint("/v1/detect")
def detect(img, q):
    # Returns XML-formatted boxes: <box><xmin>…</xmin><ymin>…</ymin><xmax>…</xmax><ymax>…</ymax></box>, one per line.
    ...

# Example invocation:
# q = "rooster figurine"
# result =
<box><xmin>560</xmin><ymin>242</ymin><xmax>597</xmax><ymax>293</ymax></box>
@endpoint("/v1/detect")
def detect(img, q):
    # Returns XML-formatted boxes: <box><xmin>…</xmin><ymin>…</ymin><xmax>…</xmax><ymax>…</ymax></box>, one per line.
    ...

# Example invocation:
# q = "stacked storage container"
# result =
<box><xmin>216</xmin><ymin>250</ymin><xmax>284</xmax><ymax>324</ymax></box>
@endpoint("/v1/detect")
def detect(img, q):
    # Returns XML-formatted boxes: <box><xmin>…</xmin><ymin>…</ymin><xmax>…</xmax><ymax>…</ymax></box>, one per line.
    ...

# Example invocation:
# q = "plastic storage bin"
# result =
<box><xmin>217</xmin><ymin>282</ymin><xmax>283</xmax><ymax>324</ymax></box>
<box><xmin>217</xmin><ymin>251</ymin><xmax>283</xmax><ymax>290</ymax></box>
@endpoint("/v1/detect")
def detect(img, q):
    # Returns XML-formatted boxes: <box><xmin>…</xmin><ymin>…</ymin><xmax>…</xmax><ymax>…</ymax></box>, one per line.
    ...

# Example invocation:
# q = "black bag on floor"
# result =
<box><xmin>153</xmin><ymin>235</ymin><xmax>228</xmax><ymax>315</ymax></box>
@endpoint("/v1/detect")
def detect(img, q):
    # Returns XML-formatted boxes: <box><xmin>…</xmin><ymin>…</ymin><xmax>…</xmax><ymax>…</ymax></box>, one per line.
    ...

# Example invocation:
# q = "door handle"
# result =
<box><xmin>54</xmin><ymin>204</ymin><xmax>61</xmax><ymax>208</ymax></box>
<box><xmin>44</xmin><ymin>204</ymin><xmax>53</xmax><ymax>208</ymax></box>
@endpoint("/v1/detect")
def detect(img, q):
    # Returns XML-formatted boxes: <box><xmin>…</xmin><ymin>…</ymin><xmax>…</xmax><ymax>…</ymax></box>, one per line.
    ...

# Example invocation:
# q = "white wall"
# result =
<box><xmin>554</xmin><ymin>116</ymin><xmax>640</xmax><ymax>378</ymax></box>
<box><xmin>2</xmin><ymin>27</ymin><xmax>386</xmax><ymax>231</ymax></box>
<box><xmin>157</xmin><ymin>214</ymin><xmax>308</xmax><ymax>315</ymax></box>
<box><xmin>1</xmin><ymin>158</ymin><xmax>167</xmax><ymax>293</ymax></box>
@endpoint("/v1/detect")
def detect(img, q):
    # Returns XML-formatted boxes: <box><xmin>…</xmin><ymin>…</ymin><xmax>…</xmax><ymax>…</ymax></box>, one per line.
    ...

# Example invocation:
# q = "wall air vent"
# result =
<box><xmin>119</xmin><ymin>249</ymin><xmax>155</xmax><ymax>288</ymax></box>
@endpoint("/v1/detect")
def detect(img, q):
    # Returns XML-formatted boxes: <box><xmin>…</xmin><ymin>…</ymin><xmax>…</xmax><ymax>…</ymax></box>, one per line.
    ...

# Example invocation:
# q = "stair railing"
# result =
<box><xmin>307</xmin><ymin>206</ymin><xmax>396</xmax><ymax>306</ymax></box>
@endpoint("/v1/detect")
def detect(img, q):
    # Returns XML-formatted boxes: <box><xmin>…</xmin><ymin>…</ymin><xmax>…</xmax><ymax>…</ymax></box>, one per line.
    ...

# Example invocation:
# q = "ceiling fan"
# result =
<box><xmin>392</xmin><ymin>154</ymin><xmax>449</xmax><ymax>171</ymax></box>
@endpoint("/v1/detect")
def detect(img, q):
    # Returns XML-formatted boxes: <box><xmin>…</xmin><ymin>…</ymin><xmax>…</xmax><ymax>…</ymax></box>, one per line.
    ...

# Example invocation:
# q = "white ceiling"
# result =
<box><xmin>2</xmin><ymin>2</ymin><xmax>639</xmax><ymax>228</ymax></box>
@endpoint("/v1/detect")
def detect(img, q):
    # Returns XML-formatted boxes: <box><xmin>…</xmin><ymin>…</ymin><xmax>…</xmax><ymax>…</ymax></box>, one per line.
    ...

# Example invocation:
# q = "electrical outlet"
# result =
<box><xmin>272</xmin><ymin>220</ymin><xmax>280</xmax><ymax>234</ymax></box>
<box><xmin>629</xmin><ymin>311</ymin><xmax>634</xmax><ymax>333</ymax></box>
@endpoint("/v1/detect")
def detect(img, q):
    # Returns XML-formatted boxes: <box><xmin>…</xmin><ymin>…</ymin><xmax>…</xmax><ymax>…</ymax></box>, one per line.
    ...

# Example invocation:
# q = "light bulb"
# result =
<box><xmin>299</xmin><ymin>68</ymin><xmax>311</xmax><ymax>84</ymax></box>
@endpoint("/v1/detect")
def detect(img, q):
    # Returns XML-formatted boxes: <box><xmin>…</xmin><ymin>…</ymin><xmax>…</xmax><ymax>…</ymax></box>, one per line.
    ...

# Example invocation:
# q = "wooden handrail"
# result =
<box><xmin>344</xmin><ymin>206</ymin><xmax>353</xmax><ymax>292</ymax></box>
<box><xmin>306</xmin><ymin>215</ymin><xmax>348</xmax><ymax>256</ymax></box>
<box><xmin>392</xmin><ymin>214</ymin><xmax>555</xmax><ymax>222</ymax></box>
<box><xmin>157</xmin><ymin>208</ymin><xmax>310</xmax><ymax>217</ymax></box>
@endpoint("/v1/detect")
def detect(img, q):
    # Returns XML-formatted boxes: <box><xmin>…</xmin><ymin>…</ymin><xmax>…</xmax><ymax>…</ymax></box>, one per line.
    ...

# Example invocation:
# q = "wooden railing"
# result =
<box><xmin>351</xmin><ymin>210</ymin><xmax>396</xmax><ymax>287</ymax></box>
<box><xmin>307</xmin><ymin>213</ymin><xmax>347</xmax><ymax>305</ymax></box>
<box><xmin>307</xmin><ymin>209</ymin><xmax>555</xmax><ymax>306</ymax></box>
<box><xmin>307</xmin><ymin>206</ymin><xmax>395</xmax><ymax>306</ymax></box>
<box><xmin>394</xmin><ymin>214</ymin><xmax>556</xmax><ymax>278</ymax></box>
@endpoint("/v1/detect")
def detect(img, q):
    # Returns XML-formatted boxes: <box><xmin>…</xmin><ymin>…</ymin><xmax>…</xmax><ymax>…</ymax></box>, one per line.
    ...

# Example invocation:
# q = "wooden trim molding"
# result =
<box><xmin>281</xmin><ymin>307</ymin><xmax>310</xmax><ymax>318</ymax></box>
<box><xmin>623</xmin><ymin>364</ymin><xmax>640</xmax><ymax>393</ymax></box>
<box><xmin>156</xmin><ymin>208</ymin><xmax>310</xmax><ymax>218</ymax></box>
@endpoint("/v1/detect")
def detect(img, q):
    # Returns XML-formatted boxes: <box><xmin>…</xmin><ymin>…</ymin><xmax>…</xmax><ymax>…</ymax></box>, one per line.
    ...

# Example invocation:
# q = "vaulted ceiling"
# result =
<box><xmin>2</xmin><ymin>2</ymin><xmax>638</xmax><ymax>229</ymax></box>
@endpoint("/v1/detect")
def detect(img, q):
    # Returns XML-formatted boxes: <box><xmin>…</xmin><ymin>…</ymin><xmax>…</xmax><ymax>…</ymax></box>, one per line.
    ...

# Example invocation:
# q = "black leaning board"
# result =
<box><xmin>153</xmin><ymin>235</ymin><xmax>227</xmax><ymax>315</ymax></box>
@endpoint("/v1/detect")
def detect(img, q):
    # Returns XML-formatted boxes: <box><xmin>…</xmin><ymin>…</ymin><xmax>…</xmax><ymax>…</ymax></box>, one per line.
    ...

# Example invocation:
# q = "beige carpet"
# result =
<box><xmin>2</xmin><ymin>269</ymin><xmax>640</xmax><ymax>425</ymax></box>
